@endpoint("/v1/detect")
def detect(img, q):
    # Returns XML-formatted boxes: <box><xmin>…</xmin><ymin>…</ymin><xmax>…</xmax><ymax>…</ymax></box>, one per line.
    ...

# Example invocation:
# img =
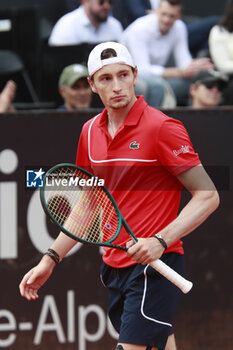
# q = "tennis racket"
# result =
<box><xmin>40</xmin><ymin>163</ymin><xmax>193</xmax><ymax>294</ymax></box>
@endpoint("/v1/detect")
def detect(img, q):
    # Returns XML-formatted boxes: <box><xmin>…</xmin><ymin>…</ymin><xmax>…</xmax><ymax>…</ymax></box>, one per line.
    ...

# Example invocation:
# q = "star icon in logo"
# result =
<box><xmin>33</xmin><ymin>168</ymin><xmax>45</xmax><ymax>181</ymax></box>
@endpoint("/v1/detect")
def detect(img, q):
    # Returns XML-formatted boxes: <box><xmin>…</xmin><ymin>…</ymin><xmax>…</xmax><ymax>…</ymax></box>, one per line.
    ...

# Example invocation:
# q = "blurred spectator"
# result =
<box><xmin>122</xmin><ymin>0</ymin><xmax>214</xmax><ymax>106</ymax></box>
<box><xmin>189</xmin><ymin>70</ymin><xmax>228</xmax><ymax>108</ymax></box>
<box><xmin>49</xmin><ymin>0</ymin><xmax>123</xmax><ymax>46</ymax></box>
<box><xmin>150</xmin><ymin>0</ymin><xmax>160</xmax><ymax>8</ymax></box>
<box><xmin>134</xmin><ymin>76</ymin><xmax>177</xmax><ymax>109</ymax></box>
<box><xmin>112</xmin><ymin>0</ymin><xmax>152</xmax><ymax>29</ymax></box>
<box><xmin>150</xmin><ymin>1</ymin><xmax>219</xmax><ymax>58</ymax></box>
<box><xmin>113</xmin><ymin>0</ymin><xmax>218</xmax><ymax>58</ymax></box>
<box><xmin>187</xmin><ymin>15</ymin><xmax>219</xmax><ymax>58</ymax></box>
<box><xmin>0</xmin><ymin>80</ymin><xmax>17</xmax><ymax>113</ymax></box>
<box><xmin>58</xmin><ymin>64</ymin><xmax>93</xmax><ymax>110</ymax></box>
<box><xmin>209</xmin><ymin>0</ymin><xmax>233</xmax><ymax>105</ymax></box>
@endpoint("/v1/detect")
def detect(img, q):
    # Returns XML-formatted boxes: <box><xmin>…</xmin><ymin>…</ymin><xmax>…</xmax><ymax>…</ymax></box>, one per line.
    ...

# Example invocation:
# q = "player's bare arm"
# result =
<box><xmin>19</xmin><ymin>232</ymin><xmax>77</xmax><ymax>300</ymax></box>
<box><xmin>162</xmin><ymin>164</ymin><xmax>219</xmax><ymax>245</ymax></box>
<box><xmin>127</xmin><ymin>164</ymin><xmax>219</xmax><ymax>264</ymax></box>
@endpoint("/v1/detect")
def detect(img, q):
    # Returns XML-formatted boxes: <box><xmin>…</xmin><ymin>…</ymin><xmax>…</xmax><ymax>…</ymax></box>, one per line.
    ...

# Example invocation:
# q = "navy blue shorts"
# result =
<box><xmin>100</xmin><ymin>253</ymin><xmax>184</xmax><ymax>350</ymax></box>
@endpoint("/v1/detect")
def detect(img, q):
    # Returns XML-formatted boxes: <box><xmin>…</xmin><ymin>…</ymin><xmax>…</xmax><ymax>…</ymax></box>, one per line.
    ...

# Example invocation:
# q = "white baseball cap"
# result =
<box><xmin>87</xmin><ymin>42</ymin><xmax>136</xmax><ymax>77</ymax></box>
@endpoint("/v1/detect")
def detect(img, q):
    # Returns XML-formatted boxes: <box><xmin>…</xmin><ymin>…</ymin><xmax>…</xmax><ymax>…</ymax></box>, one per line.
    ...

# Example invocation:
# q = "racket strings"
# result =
<box><xmin>44</xmin><ymin>166</ymin><xmax>119</xmax><ymax>244</ymax></box>
<box><xmin>46</xmin><ymin>167</ymin><xmax>77</xmax><ymax>226</ymax></box>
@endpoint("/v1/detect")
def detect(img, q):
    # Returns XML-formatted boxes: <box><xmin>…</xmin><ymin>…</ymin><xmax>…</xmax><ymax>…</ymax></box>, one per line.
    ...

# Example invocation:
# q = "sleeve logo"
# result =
<box><xmin>173</xmin><ymin>145</ymin><xmax>190</xmax><ymax>156</ymax></box>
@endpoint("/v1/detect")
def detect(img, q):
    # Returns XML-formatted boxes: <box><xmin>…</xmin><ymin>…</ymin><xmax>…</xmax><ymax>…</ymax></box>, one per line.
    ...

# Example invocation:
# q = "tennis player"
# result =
<box><xmin>19</xmin><ymin>42</ymin><xmax>219</xmax><ymax>350</ymax></box>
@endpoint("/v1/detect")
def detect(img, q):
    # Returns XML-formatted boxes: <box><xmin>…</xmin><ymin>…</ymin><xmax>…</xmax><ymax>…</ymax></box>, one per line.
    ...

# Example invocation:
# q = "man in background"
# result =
<box><xmin>49</xmin><ymin>0</ymin><xmax>123</xmax><ymax>46</ymax></box>
<box><xmin>122</xmin><ymin>0</ymin><xmax>214</xmax><ymax>106</ymax></box>
<box><xmin>58</xmin><ymin>64</ymin><xmax>93</xmax><ymax>110</ymax></box>
<box><xmin>189</xmin><ymin>70</ymin><xmax>228</xmax><ymax>109</ymax></box>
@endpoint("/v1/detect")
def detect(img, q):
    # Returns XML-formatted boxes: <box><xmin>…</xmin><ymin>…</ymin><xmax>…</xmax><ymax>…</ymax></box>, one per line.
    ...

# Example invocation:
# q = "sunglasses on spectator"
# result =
<box><xmin>199</xmin><ymin>80</ymin><xmax>226</xmax><ymax>91</ymax></box>
<box><xmin>98</xmin><ymin>0</ymin><xmax>112</xmax><ymax>5</ymax></box>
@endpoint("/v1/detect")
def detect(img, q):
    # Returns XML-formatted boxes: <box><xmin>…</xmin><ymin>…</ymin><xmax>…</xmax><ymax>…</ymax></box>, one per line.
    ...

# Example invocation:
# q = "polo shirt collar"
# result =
<box><xmin>98</xmin><ymin>96</ymin><xmax>148</xmax><ymax>128</ymax></box>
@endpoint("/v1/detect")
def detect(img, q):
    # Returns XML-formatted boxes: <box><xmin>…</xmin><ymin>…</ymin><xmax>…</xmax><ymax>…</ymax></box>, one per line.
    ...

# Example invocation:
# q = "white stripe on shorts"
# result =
<box><xmin>140</xmin><ymin>264</ymin><xmax>172</xmax><ymax>327</ymax></box>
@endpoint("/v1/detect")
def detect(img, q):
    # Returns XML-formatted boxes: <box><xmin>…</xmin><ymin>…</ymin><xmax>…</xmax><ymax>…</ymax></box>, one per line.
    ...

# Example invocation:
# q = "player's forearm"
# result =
<box><xmin>49</xmin><ymin>196</ymin><xmax>95</xmax><ymax>261</ymax></box>
<box><xmin>49</xmin><ymin>232</ymin><xmax>78</xmax><ymax>261</ymax></box>
<box><xmin>159</xmin><ymin>190</ymin><xmax>220</xmax><ymax>247</ymax></box>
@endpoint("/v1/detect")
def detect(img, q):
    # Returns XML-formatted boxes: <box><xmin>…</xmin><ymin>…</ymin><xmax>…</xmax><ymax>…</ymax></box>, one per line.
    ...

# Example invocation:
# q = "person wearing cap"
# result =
<box><xmin>49</xmin><ymin>0</ymin><xmax>123</xmax><ymax>46</ymax></box>
<box><xmin>189</xmin><ymin>70</ymin><xmax>228</xmax><ymax>109</ymax></box>
<box><xmin>19</xmin><ymin>42</ymin><xmax>219</xmax><ymax>350</ymax></box>
<box><xmin>58</xmin><ymin>64</ymin><xmax>93</xmax><ymax>110</ymax></box>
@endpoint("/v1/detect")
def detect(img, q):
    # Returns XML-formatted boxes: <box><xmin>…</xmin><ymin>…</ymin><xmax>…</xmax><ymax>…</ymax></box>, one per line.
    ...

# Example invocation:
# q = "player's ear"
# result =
<box><xmin>88</xmin><ymin>77</ymin><xmax>97</xmax><ymax>93</ymax></box>
<box><xmin>133</xmin><ymin>67</ymin><xmax>138</xmax><ymax>86</ymax></box>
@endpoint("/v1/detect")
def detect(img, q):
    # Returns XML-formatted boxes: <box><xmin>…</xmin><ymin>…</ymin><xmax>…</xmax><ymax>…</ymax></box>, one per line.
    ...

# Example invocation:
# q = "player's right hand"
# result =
<box><xmin>19</xmin><ymin>255</ymin><xmax>55</xmax><ymax>300</ymax></box>
<box><xmin>126</xmin><ymin>237</ymin><xmax>164</xmax><ymax>265</ymax></box>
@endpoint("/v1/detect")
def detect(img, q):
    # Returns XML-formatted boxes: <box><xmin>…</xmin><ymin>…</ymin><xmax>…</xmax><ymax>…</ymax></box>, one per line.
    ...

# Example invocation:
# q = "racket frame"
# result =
<box><xmin>40</xmin><ymin>163</ymin><xmax>128</xmax><ymax>250</ymax></box>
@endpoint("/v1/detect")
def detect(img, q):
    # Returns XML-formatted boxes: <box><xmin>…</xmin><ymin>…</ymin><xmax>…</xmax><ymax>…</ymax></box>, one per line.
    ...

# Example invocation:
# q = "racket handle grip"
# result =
<box><xmin>150</xmin><ymin>259</ymin><xmax>193</xmax><ymax>294</ymax></box>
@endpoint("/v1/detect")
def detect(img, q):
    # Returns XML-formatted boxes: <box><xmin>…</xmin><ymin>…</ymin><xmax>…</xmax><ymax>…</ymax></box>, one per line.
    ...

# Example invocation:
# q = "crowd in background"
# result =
<box><xmin>1</xmin><ymin>0</ymin><xmax>233</xmax><ymax>113</ymax></box>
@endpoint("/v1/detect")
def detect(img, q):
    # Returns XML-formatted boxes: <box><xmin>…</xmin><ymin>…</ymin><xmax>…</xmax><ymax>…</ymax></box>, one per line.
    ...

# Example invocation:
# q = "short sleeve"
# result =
<box><xmin>157</xmin><ymin>118</ymin><xmax>201</xmax><ymax>176</ymax></box>
<box><xmin>75</xmin><ymin>124</ymin><xmax>91</xmax><ymax>168</ymax></box>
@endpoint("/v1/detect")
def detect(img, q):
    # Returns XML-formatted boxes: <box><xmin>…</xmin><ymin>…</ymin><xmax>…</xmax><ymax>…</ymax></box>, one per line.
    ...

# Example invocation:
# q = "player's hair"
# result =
<box><xmin>101</xmin><ymin>48</ymin><xmax>117</xmax><ymax>60</ymax></box>
<box><xmin>116</xmin><ymin>345</ymin><xmax>124</xmax><ymax>350</ymax></box>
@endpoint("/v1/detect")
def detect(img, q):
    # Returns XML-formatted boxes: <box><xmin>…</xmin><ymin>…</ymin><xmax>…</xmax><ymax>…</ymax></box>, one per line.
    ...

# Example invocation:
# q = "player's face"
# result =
<box><xmin>59</xmin><ymin>78</ymin><xmax>92</xmax><ymax>110</ymax></box>
<box><xmin>88</xmin><ymin>64</ymin><xmax>137</xmax><ymax>110</ymax></box>
<box><xmin>157</xmin><ymin>1</ymin><xmax>181</xmax><ymax>34</ymax></box>
<box><xmin>86</xmin><ymin>0</ymin><xmax>112</xmax><ymax>23</ymax></box>
<box><xmin>190</xmin><ymin>83</ymin><xmax>222</xmax><ymax>108</ymax></box>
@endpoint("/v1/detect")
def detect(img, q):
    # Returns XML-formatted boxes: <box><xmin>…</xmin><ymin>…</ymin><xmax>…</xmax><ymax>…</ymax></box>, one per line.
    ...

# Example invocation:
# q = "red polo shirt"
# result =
<box><xmin>76</xmin><ymin>96</ymin><xmax>200</xmax><ymax>268</ymax></box>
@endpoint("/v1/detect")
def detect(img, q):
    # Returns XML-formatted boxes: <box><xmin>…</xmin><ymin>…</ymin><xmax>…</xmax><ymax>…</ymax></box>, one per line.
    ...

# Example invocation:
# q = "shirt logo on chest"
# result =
<box><xmin>129</xmin><ymin>141</ymin><xmax>140</xmax><ymax>149</ymax></box>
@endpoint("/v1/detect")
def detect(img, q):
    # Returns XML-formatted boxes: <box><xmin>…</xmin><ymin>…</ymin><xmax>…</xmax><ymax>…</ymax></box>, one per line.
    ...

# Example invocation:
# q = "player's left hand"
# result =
<box><xmin>126</xmin><ymin>237</ymin><xmax>165</xmax><ymax>265</ymax></box>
